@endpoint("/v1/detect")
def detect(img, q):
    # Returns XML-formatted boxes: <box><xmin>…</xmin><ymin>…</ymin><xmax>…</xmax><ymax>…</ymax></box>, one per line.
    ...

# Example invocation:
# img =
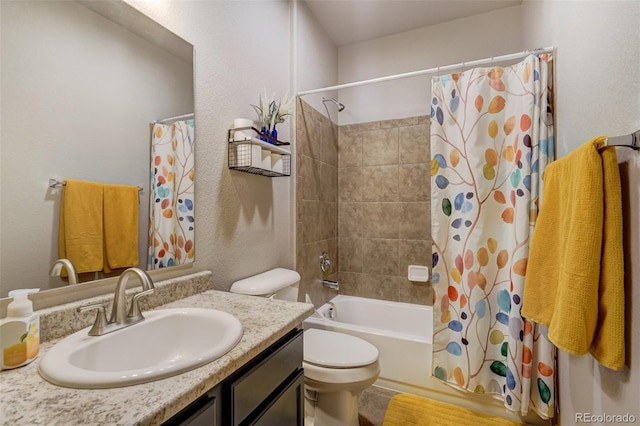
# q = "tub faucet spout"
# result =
<box><xmin>322</xmin><ymin>279</ymin><xmax>339</xmax><ymax>290</ymax></box>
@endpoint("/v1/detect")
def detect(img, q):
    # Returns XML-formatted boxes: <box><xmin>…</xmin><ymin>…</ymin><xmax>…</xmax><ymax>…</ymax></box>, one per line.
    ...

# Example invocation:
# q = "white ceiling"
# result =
<box><xmin>303</xmin><ymin>0</ymin><xmax>522</xmax><ymax>47</ymax></box>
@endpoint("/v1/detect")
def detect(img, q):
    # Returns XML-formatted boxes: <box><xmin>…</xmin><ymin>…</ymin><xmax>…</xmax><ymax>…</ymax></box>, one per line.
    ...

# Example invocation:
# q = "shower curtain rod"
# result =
<box><xmin>297</xmin><ymin>46</ymin><xmax>555</xmax><ymax>96</ymax></box>
<box><xmin>154</xmin><ymin>113</ymin><xmax>194</xmax><ymax>124</ymax></box>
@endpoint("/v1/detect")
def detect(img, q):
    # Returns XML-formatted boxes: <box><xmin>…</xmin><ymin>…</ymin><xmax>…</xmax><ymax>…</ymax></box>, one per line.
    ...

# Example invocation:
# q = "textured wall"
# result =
<box><xmin>337</xmin><ymin>5</ymin><xmax>524</xmax><ymax>125</ymax></box>
<box><xmin>338</xmin><ymin>116</ymin><xmax>432</xmax><ymax>304</ymax></box>
<box><xmin>128</xmin><ymin>1</ymin><xmax>293</xmax><ymax>291</ymax></box>
<box><xmin>521</xmin><ymin>1</ymin><xmax>640</xmax><ymax>423</ymax></box>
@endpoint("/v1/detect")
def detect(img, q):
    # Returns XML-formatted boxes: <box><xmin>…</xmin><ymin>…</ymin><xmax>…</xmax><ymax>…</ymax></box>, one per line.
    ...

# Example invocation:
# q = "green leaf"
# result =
<box><xmin>20</xmin><ymin>332</ymin><xmax>28</xmax><ymax>343</ymax></box>
<box><xmin>501</xmin><ymin>342</ymin><xmax>508</xmax><ymax>357</ymax></box>
<box><xmin>490</xmin><ymin>361</ymin><xmax>507</xmax><ymax>377</ymax></box>
<box><xmin>442</xmin><ymin>198</ymin><xmax>452</xmax><ymax>216</ymax></box>
<box><xmin>434</xmin><ymin>366</ymin><xmax>447</xmax><ymax>381</ymax></box>
<box><xmin>250</xmin><ymin>104</ymin><xmax>264</xmax><ymax>121</ymax></box>
<box><xmin>538</xmin><ymin>378</ymin><xmax>551</xmax><ymax>404</ymax></box>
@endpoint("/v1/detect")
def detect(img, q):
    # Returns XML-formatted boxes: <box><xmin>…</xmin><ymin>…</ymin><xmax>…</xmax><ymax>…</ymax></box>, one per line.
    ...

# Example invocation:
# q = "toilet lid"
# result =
<box><xmin>303</xmin><ymin>329</ymin><xmax>378</xmax><ymax>368</ymax></box>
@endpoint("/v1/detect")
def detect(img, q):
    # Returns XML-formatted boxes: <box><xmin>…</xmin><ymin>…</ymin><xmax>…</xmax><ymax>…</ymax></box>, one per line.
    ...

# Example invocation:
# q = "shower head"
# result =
<box><xmin>322</xmin><ymin>97</ymin><xmax>345</xmax><ymax>112</ymax></box>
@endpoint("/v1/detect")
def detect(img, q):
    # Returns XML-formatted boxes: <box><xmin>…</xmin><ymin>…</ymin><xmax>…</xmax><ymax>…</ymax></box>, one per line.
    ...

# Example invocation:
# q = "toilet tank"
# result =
<box><xmin>230</xmin><ymin>268</ymin><xmax>300</xmax><ymax>301</ymax></box>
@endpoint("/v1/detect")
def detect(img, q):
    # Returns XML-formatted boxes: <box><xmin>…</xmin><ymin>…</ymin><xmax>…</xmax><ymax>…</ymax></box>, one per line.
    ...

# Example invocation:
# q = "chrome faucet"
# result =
<box><xmin>320</xmin><ymin>252</ymin><xmax>339</xmax><ymax>290</ymax></box>
<box><xmin>49</xmin><ymin>258</ymin><xmax>79</xmax><ymax>285</ymax></box>
<box><xmin>77</xmin><ymin>267</ymin><xmax>155</xmax><ymax>336</ymax></box>
<box><xmin>322</xmin><ymin>279</ymin><xmax>339</xmax><ymax>290</ymax></box>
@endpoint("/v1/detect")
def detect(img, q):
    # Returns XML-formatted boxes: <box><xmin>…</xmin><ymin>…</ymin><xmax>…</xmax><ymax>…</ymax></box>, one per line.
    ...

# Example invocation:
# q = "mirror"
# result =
<box><xmin>0</xmin><ymin>0</ymin><xmax>195</xmax><ymax>297</ymax></box>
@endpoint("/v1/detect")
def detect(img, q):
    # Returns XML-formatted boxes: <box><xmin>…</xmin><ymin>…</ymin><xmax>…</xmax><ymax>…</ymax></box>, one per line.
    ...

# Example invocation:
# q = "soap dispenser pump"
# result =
<box><xmin>0</xmin><ymin>288</ymin><xmax>40</xmax><ymax>370</ymax></box>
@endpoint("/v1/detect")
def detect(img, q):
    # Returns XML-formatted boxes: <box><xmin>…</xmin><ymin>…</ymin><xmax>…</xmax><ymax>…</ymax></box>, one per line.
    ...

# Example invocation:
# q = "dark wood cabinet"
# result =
<box><xmin>253</xmin><ymin>371</ymin><xmax>304</xmax><ymax>426</ymax></box>
<box><xmin>164</xmin><ymin>328</ymin><xmax>304</xmax><ymax>426</ymax></box>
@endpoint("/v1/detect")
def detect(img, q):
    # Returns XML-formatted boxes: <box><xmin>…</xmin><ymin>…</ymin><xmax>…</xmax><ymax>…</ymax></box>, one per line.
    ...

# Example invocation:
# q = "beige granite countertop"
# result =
<box><xmin>0</xmin><ymin>289</ymin><xmax>314</xmax><ymax>425</ymax></box>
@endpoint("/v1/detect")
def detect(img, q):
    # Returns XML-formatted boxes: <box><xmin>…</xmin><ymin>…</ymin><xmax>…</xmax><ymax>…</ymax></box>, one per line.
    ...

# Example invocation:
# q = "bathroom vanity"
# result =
<box><xmin>167</xmin><ymin>329</ymin><xmax>304</xmax><ymax>425</ymax></box>
<box><xmin>0</xmin><ymin>273</ymin><xmax>314</xmax><ymax>425</ymax></box>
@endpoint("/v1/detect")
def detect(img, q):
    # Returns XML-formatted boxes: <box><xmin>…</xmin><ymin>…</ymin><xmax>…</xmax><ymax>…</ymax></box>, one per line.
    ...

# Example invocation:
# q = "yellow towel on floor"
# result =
<box><xmin>103</xmin><ymin>184</ymin><xmax>139</xmax><ymax>272</ymax></box>
<box><xmin>522</xmin><ymin>136</ymin><xmax>625</xmax><ymax>370</ymax></box>
<box><xmin>58</xmin><ymin>180</ymin><xmax>104</xmax><ymax>273</ymax></box>
<box><xmin>383</xmin><ymin>394</ymin><xmax>523</xmax><ymax>426</ymax></box>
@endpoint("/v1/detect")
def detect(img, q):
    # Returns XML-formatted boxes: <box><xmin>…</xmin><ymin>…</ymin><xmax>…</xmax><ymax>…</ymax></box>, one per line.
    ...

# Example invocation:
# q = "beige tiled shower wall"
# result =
<box><xmin>295</xmin><ymin>99</ymin><xmax>340</xmax><ymax>306</ymax></box>
<box><xmin>296</xmin><ymin>99</ymin><xmax>432</xmax><ymax>306</ymax></box>
<box><xmin>338</xmin><ymin>116</ymin><xmax>433</xmax><ymax>305</ymax></box>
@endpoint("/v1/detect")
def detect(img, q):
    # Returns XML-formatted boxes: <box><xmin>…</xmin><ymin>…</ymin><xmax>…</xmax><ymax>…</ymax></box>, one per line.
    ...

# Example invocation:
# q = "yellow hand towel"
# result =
<box><xmin>103</xmin><ymin>184</ymin><xmax>139</xmax><ymax>272</ymax></box>
<box><xmin>522</xmin><ymin>136</ymin><xmax>625</xmax><ymax>370</ymax></box>
<box><xmin>58</xmin><ymin>180</ymin><xmax>104</xmax><ymax>274</ymax></box>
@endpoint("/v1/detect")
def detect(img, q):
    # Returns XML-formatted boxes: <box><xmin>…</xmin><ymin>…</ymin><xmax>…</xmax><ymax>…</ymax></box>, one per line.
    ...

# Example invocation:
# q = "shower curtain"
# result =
<box><xmin>148</xmin><ymin>119</ymin><xmax>195</xmax><ymax>269</ymax></box>
<box><xmin>430</xmin><ymin>54</ymin><xmax>556</xmax><ymax>418</ymax></box>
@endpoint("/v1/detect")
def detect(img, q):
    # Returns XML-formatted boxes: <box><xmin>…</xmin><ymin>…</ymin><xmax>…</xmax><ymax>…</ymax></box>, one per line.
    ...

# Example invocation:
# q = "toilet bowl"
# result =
<box><xmin>303</xmin><ymin>329</ymin><xmax>380</xmax><ymax>426</ymax></box>
<box><xmin>230</xmin><ymin>268</ymin><xmax>380</xmax><ymax>426</ymax></box>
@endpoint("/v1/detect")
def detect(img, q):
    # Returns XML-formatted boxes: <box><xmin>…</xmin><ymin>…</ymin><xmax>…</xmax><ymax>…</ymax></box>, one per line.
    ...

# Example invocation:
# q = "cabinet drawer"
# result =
<box><xmin>253</xmin><ymin>370</ymin><xmax>304</xmax><ymax>426</ymax></box>
<box><xmin>231</xmin><ymin>329</ymin><xmax>303</xmax><ymax>424</ymax></box>
<box><xmin>163</xmin><ymin>388</ymin><xmax>219</xmax><ymax>426</ymax></box>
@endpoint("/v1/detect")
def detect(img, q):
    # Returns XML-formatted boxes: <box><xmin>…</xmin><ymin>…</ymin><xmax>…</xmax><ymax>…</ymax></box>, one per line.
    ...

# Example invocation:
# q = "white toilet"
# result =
<box><xmin>230</xmin><ymin>268</ymin><xmax>380</xmax><ymax>426</ymax></box>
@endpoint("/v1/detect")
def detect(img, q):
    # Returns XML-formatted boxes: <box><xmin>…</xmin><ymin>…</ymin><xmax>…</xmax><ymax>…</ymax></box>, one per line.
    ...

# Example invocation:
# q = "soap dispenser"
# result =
<box><xmin>0</xmin><ymin>288</ymin><xmax>40</xmax><ymax>370</ymax></box>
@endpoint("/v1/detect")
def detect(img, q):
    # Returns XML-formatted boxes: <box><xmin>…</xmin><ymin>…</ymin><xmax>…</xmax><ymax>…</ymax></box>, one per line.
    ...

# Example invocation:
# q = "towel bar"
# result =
<box><xmin>48</xmin><ymin>178</ymin><xmax>143</xmax><ymax>192</ymax></box>
<box><xmin>603</xmin><ymin>129</ymin><xmax>640</xmax><ymax>150</ymax></box>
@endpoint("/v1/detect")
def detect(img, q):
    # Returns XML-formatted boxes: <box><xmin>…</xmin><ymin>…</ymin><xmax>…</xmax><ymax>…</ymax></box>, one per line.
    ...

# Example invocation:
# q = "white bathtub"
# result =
<box><xmin>302</xmin><ymin>295</ymin><xmax>547</xmax><ymax>425</ymax></box>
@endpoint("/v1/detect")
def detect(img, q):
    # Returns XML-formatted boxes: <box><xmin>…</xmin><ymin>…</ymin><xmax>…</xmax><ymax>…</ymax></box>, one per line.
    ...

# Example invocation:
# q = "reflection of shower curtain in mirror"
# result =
<box><xmin>148</xmin><ymin>119</ymin><xmax>195</xmax><ymax>269</ymax></box>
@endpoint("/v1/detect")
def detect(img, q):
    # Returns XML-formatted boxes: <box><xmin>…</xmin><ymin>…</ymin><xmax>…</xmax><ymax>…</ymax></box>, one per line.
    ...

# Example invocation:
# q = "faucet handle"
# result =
<box><xmin>128</xmin><ymin>288</ymin><xmax>155</xmax><ymax>319</ymax></box>
<box><xmin>319</xmin><ymin>252</ymin><xmax>332</xmax><ymax>273</ymax></box>
<box><xmin>77</xmin><ymin>304</ymin><xmax>108</xmax><ymax>336</ymax></box>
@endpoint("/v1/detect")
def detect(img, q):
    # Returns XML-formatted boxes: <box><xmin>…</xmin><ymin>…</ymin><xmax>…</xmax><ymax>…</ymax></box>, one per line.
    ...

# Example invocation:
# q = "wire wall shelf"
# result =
<box><xmin>228</xmin><ymin>127</ymin><xmax>291</xmax><ymax>177</ymax></box>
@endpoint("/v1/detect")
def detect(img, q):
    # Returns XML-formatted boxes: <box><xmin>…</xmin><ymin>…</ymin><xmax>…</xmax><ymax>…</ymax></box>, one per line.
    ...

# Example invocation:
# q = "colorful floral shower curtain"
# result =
<box><xmin>148</xmin><ymin>119</ymin><xmax>195</xmax><ymax>269</ymax></box>
<box><xmin>430</xmin><ymin>54</ymin><xmax>556</xmax><ymax>418</ymax></box>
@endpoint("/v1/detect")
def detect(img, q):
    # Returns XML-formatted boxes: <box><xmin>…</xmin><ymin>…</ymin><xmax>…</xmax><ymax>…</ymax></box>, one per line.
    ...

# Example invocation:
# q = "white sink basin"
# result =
<box><xmin>38</xmin><ymin>308</ymin><xmax>243</xmax><ymax>389</ymax></box>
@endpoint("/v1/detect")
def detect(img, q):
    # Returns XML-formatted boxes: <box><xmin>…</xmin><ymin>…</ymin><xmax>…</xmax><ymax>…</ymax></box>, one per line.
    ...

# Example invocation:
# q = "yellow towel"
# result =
<box><xmin>382</xmin><ymin>394</ymin><xmax>523</xmax><ymax>426</ymax></box>
<box><xmin>58</xmin><ymin>180</ymin><xmax>104</xmax><ymax>273</ymax></box>
<box><xmin>522</xmin><ymin>136</ymin><xmax>625</xmax><ymax>370</ymax></box>
<box><xmin>103</xmin><ymin>184</ymin><xmax>139</xmax><ymax>272</ymax></box>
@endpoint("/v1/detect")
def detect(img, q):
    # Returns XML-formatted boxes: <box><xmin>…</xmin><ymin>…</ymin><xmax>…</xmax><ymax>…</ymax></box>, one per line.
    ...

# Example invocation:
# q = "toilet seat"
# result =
<box><xmin>303</xmin><ymin>329</ymin><xmax>378</xmax><ymax>368</ymax></box>
<box><xmin>303</xmin><ymin>359</ymin><xmax>380</xmax><ymax>387</ymax></box>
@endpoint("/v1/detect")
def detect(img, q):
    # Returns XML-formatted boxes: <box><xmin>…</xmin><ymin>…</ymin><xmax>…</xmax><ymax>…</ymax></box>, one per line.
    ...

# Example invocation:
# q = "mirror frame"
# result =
<box><xmin>0</xmin><ymin>264</ymin><xmax>197</xmax><ymax>316</ymax></box>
